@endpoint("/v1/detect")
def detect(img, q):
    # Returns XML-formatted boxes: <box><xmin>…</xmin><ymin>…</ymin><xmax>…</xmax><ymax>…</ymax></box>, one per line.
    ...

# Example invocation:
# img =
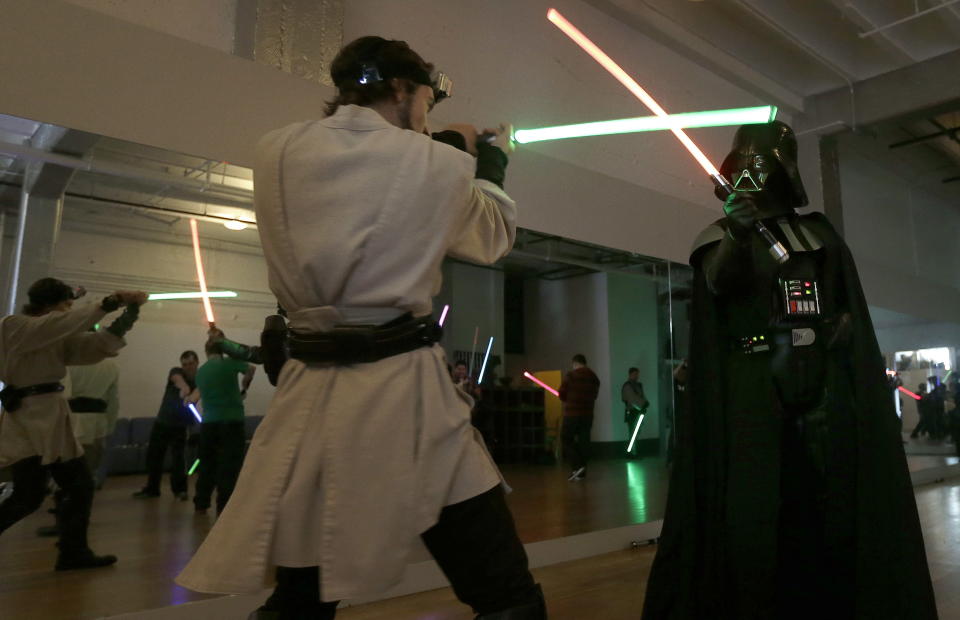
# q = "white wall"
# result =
<box><xmin>437</xmin><ymin>262</ymin><xmax>504</xmax><ymax>373</ymax></box>
<box><xmin>875</xmin><ymin>323</ymin><xmax>960</xmax><ymax>356</ymax></box>
<box><xmin>51</xmin><ymin>207</ymin><xmax>276</xmax><ymax>420</ymax></box>
<box><xmin>838</xmin><ymin>131</ymin><xmax>960</xmax><ymax>326</ymax></box>
<box><xmin>606</xmin><ymin>273</ymin><xmax>661</xmax><ymax>442</ymax></box>
<box><xmin>61</xmin><ymin>0</ymin><xmax>238</xmax><ymax>53</ymax></box>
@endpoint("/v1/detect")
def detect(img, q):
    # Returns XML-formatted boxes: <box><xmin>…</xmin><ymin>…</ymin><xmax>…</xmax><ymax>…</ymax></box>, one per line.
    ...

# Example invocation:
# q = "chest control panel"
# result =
<box><xmin>781</xmin><ymin>278</ymin><xmax>821</xmax><ymax>318</ymax></box>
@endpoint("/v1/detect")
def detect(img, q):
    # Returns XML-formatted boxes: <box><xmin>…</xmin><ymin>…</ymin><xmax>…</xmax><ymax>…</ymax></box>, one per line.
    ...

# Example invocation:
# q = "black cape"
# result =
<box><xmin>641</xmin><ymin>212</ymin><xmax>937</xmax><ymax>619</ymax></box>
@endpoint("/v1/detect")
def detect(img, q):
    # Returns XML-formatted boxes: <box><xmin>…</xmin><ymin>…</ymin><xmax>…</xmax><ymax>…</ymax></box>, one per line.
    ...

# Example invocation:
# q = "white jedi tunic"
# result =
<box><xmin>67</xmin><ymin>359</ymin><xmax>120</xmax><ymax>445</ymax></box>
<box><xmin>177</xmin><ymin>105</ymin><xmax>517</xmax><ymax>601</ymax></box>
<box><xmin>0</xmin><ymin>303</ymin><xmax>124</xmax><ymax>466</ymax></box>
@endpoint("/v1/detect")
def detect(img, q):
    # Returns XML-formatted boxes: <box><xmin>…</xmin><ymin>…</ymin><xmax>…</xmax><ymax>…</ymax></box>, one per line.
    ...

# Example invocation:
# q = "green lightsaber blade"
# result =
<box><xmin>147</xmin><ymin>291</ymin><xmax>238</xmax><ymax>300</ymax></box>
<box><xmin>627</xmin><ymin>412</ymin><xmax>645</xmax><ymax>453</ymax></box>
<box><xmin>513</xmin><ymin>105</ymin><xmax>777</xmax><ymax>145</ymax></box>
<box><xmin>188</xmin><ymin>459</ymin><xmax>200</xmax><ymax>476</ymax></box>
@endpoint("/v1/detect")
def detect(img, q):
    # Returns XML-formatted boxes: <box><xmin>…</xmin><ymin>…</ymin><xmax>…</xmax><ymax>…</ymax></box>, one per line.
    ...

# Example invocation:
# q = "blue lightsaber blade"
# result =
<box><xmin>478</xmin><ymin>337</ymin><xmax>494</xmax><ymax>384</ymax></box>
<box><xmin>187</xmin><ymin>403</ymin><xmax>202</xmax><ymax>423</ymax></box>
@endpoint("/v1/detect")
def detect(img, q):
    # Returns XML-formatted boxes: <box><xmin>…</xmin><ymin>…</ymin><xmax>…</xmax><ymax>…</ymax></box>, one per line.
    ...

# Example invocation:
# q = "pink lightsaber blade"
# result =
<box><xmin>189</xmin><ymin>219</ymin><xmax>216</xmax><ymax>326</ymax></box>
<box><xmin>547</xmin><ymin>9</ymin><xmax>716</xmax><ymax>175</ymax></box>
<box><xmin>546</xmin><ymin>8</ymin><xmax>788</xmax><ymax>264</ymax></box>
<box><xmin>523</xmin><ymin>371</ymin><xmax>559</xmax><ymax>397</ymax></box>
<box><xmin>438</xmin><ymin>304</ymin><xmax>450</xmax><ymax>327</ymax></box>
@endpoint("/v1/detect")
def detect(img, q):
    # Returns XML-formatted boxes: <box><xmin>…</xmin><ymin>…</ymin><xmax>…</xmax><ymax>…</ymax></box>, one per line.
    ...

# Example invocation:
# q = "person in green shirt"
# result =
<box><xmin>191</xmin><ymin>337</ymin><xmax>256</xmax><ymax>514</ymax></box>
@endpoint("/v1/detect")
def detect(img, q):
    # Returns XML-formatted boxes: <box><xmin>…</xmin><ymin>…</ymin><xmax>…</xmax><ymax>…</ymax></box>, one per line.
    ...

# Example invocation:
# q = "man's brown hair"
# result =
<box><xmin>326</xmin><ymin>36</ymin><xmax>434</xmax><ymax>117</ymax></box>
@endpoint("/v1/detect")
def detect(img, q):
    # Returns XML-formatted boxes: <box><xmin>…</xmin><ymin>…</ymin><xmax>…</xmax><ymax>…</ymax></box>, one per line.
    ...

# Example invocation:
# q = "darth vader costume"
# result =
<box><xmin>641</xmin><ymin>122</ymin><xmax>938</xmax><ymax>619</ymax></box>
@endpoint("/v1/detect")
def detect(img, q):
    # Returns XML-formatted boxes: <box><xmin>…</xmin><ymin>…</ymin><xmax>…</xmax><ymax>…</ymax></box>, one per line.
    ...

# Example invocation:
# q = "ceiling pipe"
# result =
<box><xmin>65</xmin><ymin>193</ymin><xmax>258</xmax><ymax>229</ymax></box>
<box><xmin>890</xmin><ymin>126</ymin><xmax>960</xmax><ymax>148</ymax></box>
<box><xmin>854</xmin><ymin>0</ymin><xmax>960</xmax><ymax>38</ymax></box>
<box><xmin>0</xmin><ymin>139</ymin><xmax>253</xmax><ymax>201</ymax></box>
<box><xmin>736</xmin><ymin>0</ymin><xmax>857</xmax><ymax>130</ymax></box>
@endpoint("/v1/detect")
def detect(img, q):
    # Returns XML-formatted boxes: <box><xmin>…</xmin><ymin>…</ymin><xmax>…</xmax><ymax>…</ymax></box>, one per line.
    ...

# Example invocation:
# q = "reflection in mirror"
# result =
<box><xmin>0</xmin><ymin>113</ymin><xmax>689</xmax><ymax>617</ymax></box>
<box><xmin>433</xmin><ymin>231</ymin><xmax>690</xmax><ymax>543</ymax></box>
<box><xmin>891</xmin><ymin>347</ymin><xmax>959</xmax><ymax>460</ymax></box>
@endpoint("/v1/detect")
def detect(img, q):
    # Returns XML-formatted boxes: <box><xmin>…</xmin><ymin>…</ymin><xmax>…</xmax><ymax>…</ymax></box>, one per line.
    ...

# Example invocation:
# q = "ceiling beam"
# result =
<box><xmin>889</xmin><ymin>126</ymin><xmax>960</xmax><ymax>148</ymax></box>
<box><xmin>796</xmin><ymin>48</ymin><xmax>960</xmax><ymax>134</ymax></box>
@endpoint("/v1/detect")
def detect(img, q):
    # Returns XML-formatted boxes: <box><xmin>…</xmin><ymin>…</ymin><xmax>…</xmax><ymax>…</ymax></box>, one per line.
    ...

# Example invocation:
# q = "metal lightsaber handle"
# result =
<box><xmin>710</xmin><ymin>174</ymin><xmax>789</xmax><ymax>264</ymax></box>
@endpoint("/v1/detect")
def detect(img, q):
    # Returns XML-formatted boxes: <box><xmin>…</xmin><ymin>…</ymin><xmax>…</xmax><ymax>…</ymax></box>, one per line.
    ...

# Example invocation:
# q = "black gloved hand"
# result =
<box><xmin>722</xmin><ymin>192</ymin><xmax>760</xmax><ymax>241</ymax></box>
<box><xmin>105</xmin><ymin>304</ymin><xmax>140</xmax><ymax>338</ymax></box>
<box><xmin>475</xmin><ymin>143</ymin><xmax>508</xmax><ymax>189</ymax></box>
<box><xmin>431</xmin><ymin>130</ymin><xmax>469</xmax><ymax>153</ymax></box>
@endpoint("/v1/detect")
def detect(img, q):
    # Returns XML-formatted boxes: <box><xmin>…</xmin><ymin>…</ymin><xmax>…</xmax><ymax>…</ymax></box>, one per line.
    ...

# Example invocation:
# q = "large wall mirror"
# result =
<box><xmin>0</xmin><ymin>112</ymin><xmax>691</xmax><ymax>617</ymax></box>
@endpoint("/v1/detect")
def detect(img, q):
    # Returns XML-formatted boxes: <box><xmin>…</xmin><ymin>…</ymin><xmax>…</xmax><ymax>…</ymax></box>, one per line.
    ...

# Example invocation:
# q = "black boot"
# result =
<box><xmin>248</xmin><ymin>602</ymin><xmax>337</xmax><ymax>620</ymax></box>
<box><xmin>56</xmin><ymin>548</ymin><xmax>117</xmax><ymax>571</ymax></box>
<box><xmin>475</xmin><ymin>584</ymin><xmax>547</xmax><ymax>619</ymax></box>
<box><xmin>251</xmin><ymin>566</ymin><xmax>339</xmax><ymax>619</ymax></box>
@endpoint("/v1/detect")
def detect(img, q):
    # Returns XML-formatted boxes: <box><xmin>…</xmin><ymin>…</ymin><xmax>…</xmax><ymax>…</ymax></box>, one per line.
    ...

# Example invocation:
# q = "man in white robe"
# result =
<box><xmin>0</xmin><ymin>278</ymin><xmax>145</xmax><ymax>569</ymax></box>
<box><xmin>177</xmin><ymin>36</ymin><xmax>545</xmax><ymax>619</ymax></box>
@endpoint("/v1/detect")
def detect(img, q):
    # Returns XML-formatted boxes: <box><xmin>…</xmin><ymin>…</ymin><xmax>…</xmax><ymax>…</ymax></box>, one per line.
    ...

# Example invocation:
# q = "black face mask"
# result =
<box><xmin>716</xmin><ymin>121</ymin><xmax>808</xmax><ymax>209</ymax></box>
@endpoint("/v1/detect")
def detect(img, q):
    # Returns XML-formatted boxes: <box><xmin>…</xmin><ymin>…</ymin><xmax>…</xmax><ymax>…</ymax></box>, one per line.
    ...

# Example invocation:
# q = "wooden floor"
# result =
<box><xmin>0</xmin><ymin>459</ymin><xmax>668</xmax><ymax>619</ymax></box>
<box><xmin>3</xmin><ymin>460</ymin><xmax>960</xmax><ymax>619</ymax></box>
<box><xmin>346</xmin><ymin>479</ymin><xmax>960</xmax><ymax>620</ymax></box>
<box><xmin>338</xmin><ymin>548</ymin><xmax>653</xmax><ymax>620</ymax></box>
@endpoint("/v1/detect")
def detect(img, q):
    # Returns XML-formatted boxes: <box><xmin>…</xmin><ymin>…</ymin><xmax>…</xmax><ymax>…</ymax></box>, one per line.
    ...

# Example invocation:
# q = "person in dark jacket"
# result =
<box><xmin>558</xmin><ymin>354</ymin><xmax>600</xmax><ymax>481</ymax></box>
<box><xmin>132</xmin><ymin>351</ymin><xmax>199</xmax><ymax>500</ymax></box>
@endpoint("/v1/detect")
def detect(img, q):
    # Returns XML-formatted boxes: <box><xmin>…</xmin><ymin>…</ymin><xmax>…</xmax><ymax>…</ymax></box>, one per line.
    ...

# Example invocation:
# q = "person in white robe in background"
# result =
<box><xmin>0</xmin><ymin>278</ymin><xmax>145</xmax><ymax>570</ymax></box>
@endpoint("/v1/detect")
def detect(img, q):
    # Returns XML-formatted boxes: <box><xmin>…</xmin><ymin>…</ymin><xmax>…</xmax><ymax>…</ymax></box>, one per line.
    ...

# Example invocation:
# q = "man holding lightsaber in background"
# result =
<box><xmin>190</xmin><ymin>335</ymin><xmax>256</xmax><ymax>515</ymax></box>
<box><xmin>621</xmin><ymin>367</ymin><xmax>647</xmax><ymax>458</ymax></box>
<box><xmin>0</xmin><ymin>278</ymin><xmax>145</xmax><ymax>570</ymax></box>
<box><xmin>132</xmin><ymin>350</ymin><xmax>199</xmax><ymax>501</ymax></box>
<box><xmin>177</xmin><ymin>36</ymin><xmax>545</xmax><ymax>619</ymax></box>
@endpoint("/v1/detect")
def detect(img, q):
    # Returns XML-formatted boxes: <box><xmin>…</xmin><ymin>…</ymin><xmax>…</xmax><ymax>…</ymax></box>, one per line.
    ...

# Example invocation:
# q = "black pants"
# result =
<box><xmin>193</xmin><ymin>421</ymin><xmax>246</xmax><ymax>512</ymax></box>
<box><xmin>143</xmin><ymin>419</ymin><xmax>187</xmax><ymax>495</ymax></box>
<box><xmin>562</xmin><ymin>415</ymin><xmax>593</xmax><ymax>471</ymax></box>
<box><xmin>0</xmin><ymin>456</ymin><xmax>94</xmax><ymax>556</ymax></box>
<box><xmin>263</xmin><ymin>485</ymin><xmax>538</xmax><ymax>618</ymax></box>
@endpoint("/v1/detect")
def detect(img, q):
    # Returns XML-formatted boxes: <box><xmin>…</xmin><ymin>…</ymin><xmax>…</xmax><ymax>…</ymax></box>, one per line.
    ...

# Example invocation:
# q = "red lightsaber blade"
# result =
<box><xmin>898</xmin><ymin>386</ymin><xmax>922</xmax><ymax>401</ymax></box>
<box><xmin>524</xmin><ymin>371</ymin><xmax>560</xmax><ymax>397</ymax></box>
<box><xmin>189</xmin><ymin>219</ymin><xmax>216</xmax><ymax>326</ymax></box>
<box><xmin>546</xmin><ymin>8</ymin><xmax>788</xmax><ymax>264</ymax></box>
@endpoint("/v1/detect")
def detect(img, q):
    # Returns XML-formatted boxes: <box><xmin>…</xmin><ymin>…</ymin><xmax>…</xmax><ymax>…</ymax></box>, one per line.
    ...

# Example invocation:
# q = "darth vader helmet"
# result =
<box><xmin>715</xmin><ymin>120</ymin><xmax>808</xmax><ymax>208</ymax></box>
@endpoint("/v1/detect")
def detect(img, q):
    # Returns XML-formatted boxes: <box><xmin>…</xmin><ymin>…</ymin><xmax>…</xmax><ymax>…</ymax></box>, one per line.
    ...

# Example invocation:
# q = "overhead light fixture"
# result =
<box><xmin>224</xmin><ymin>219</ymin><xmax>248</xmax><ymax>231</ymax></box>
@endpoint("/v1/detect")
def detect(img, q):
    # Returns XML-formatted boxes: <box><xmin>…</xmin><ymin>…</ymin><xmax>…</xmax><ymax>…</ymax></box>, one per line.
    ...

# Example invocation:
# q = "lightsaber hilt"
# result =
<box><xmin>710</xmin><ymin>174</ymin><xmax>789</xmax><ymax>264</ymax></box>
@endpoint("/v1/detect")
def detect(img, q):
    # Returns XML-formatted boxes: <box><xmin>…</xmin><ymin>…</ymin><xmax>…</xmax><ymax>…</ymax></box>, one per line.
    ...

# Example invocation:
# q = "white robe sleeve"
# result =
<box><xmin>446</xmin><ymin>179</ymin><xmax>517</xmax><ymax>265</ymax></box>
<box><xmin>63</xmin><ymin>330</ymin><xmax>125</xmax><ymax>365</ymax></box>
<box><xmin>2</xmin><ymin>303</ymin><xmax>107</xmax><ymax>355</ymax></box>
